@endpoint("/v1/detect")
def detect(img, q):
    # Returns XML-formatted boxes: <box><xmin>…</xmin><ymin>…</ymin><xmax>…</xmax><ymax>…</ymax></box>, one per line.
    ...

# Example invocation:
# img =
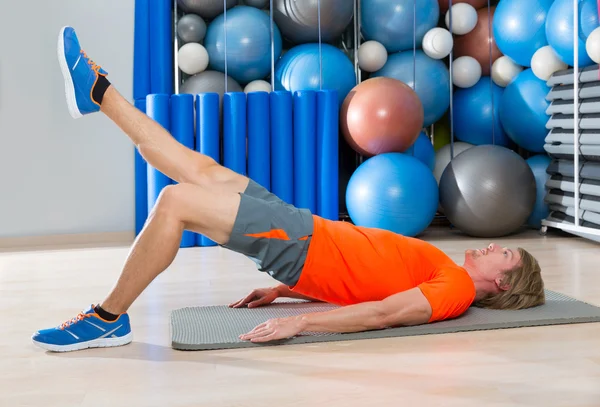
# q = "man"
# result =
<box><xmin>32</xmin><ymin>27</ymin><xmax>545</xmax><ymax>352</ymax></box>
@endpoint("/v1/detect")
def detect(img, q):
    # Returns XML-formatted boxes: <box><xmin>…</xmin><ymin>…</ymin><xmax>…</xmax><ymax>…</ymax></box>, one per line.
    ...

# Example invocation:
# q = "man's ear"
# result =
<box><xmin>495</xmin><ymin>275</ymin><xmax>510</xmax><ymax>291</ymax></box>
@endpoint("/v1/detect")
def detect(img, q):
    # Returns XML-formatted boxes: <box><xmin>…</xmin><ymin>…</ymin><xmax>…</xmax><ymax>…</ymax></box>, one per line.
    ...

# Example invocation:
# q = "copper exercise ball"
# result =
<box><xmin>438</xmin><ymin>0</ymin><xmax>488</xmax><ymax>14</ymax></box>
<box><xmin>341</xmin><ymin>77</ymin><xmax>424</xmax><ymax>157</ymax></box>
<box><xmin>453</xmin><ymin>6</ymin><xmax>502</xmax><ymax>76</ymax></box>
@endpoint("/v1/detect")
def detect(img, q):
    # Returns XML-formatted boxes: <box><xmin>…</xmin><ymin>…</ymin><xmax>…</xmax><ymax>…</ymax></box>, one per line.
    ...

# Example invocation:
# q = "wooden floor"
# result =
<box><xmin>2</xmin><ymin>227</ymin><xmax>600</xmax><ymax>407</ymax></box>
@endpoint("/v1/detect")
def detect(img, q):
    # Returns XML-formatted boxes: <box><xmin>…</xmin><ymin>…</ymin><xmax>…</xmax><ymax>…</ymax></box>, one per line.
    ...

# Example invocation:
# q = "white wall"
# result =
<box><xmin>0</xmin><ymin>1</ymin><xmax>136</xmax><ymax>238</ymax></box>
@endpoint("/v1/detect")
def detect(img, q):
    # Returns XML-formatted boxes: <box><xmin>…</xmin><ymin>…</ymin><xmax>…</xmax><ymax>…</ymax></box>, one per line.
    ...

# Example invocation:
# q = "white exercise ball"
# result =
<box><xmin>358</xmin><ymin>41</ymin><xmax>388</xmax><ymax>72</ymax></box>
<box><xmin>491</xmin><ymin>56</ymin><xmax>523</xmax><ymax>87</ymax></box>
<box><xmin>244</xmin><ymin>80</ymin><xmax>272</xmax><ymax>93</ymax></box>
<box><xmin>422</xmin><ymin>27</ymin><xmax>454</xmax><ymax>60</ymax></box>
<box><xmin>586</xmin><ymin>27</ymin><xmax>600</xmax><ymax>64</ymax></box>
<box><xmin>178</xmin><ymin>43</ymin><xmax>209</xmax><ymax>76</ymax></box>
<box><xmin>531</xmin><ymin>46</ymin><xmax>568</xmax><ymax>81</ymax></box>
<box><xmin>434</xmin><ymin>141</ymin><xmax>474</xmax><ymax>184</ymax></box>
<box><xmin>452</xmin><ymin>56</ymin><xmax>482</xmax><ymax>88</ymax></box>
<box><xmin>445</xmin><ymin>3</ymin><xmax>478</xmax><ymax>35</ymax></box>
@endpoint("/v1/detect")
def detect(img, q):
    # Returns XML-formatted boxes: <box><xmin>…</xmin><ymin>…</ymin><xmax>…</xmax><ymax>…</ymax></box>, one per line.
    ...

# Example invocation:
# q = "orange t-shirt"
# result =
<box><xmin>291</xmin><ymin>216</ymin><xmax>476</xmax><ymax>323</ymax></box>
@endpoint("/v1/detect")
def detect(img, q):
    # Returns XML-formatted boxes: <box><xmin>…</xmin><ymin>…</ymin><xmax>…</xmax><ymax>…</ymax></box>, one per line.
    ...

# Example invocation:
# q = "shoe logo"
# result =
<box><xmin>72</xmin><ymin>55</ymin><xmax>82</xmax><ymax>71</ymax></box>
<box><xmin>84</xmin><ymin>320</ymin><xmax>106</xmax><ymax>332</ymax></box>
<box><xmin>99</xmin><ymin>325</ymin><xmax>123</xmax><ymax>339</ymax></box>
<box><xmin>65</xmin><ymin>329</ymin><xmax>80</xmax><ymax>340</ymax></box>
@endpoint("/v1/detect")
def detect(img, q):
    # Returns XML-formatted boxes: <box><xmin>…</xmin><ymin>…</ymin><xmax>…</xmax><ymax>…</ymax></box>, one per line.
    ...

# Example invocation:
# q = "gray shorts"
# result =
<box><xmin>221</xmin><ymin>180</ymin><xmax>314</xmax><ymax>286</ymax></box>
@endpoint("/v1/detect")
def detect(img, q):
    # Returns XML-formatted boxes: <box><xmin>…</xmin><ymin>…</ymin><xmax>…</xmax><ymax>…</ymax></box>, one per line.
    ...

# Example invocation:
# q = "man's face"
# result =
<box><xmin>464</xmin><ymin>242</ymin><xmax>522</xmax><ymax>283</ymax></box>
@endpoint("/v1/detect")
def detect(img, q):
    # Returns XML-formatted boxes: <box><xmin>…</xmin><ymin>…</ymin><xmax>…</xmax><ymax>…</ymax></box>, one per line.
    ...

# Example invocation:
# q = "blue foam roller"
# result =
<box><xmin>293</xmin><ymin>91</ymin><xmax>317</xmax><ymax>212</ymax></box>
<box><xmin>149</xmin><ymin>0</ymin><xmax>173</xmax><ymax>94</ymax></box>
<box><xmin>134</xmin><ymin>98</ymin><xmax>148</xmax><ymax>235</ymax></box>
<box><xmin>146</xmin><ymin>94</ymin><xmax>172</xmax><ymax>212</ymax></box>
<box><xmin>195</xmin><ymin>93</ymin><xmax>220</xmax><ymax>247</ymax></box>
<box><xmin>247</xmin><ymin>92</ymin><xmax>270</xmax><ymax>191</ymax></box>
<box><xmin>317</xmin><ymin>90</ymin><xmax>339</xmax><ymax>220</ymax></box>
<box><xmin>133</xmin><ymin>0</ymin><xmax>150</xmax><ymax>100</ymax></box>
<box><xmin>270</xmin><ymin>91</ymin><xmax>294</xmax><ymax>205</ymax></box>
<box><xmin>171</xmin><ymin>94</ymin><xmax>196</xmax><ymax>248</ymax></box>
<box><xmin>223</xmin><ymin>92</ymin><xmax>247</xmax><ymax>176</ymax></box>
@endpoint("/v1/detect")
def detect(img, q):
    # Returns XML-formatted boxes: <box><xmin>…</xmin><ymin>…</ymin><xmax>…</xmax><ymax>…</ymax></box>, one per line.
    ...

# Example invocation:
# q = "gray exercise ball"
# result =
<box><xmin>177</xmin><ymin>14</ymin><xmax>207</xmax><ymax>44</ymax></box>
<box><xmin>180</xmin><ymin>70</ymin><xmax>243</xmax><ymax>105</ymax></box>
<box><xmin>273</xmin><ymin>0</ymin><xmax>354</xmax><ymax>44</ymax></box>
<box><xmin>243</xmin><ymin>0</ymin><xmax>269</xmax><ymax>8</ymax></box>
<box><xmin>439</xmin><ymin>145</ymin><xmax>536</xmax><ymax>238</ymax></box>
<box><xmin>178</xmin><ymin>0</ymin><xmax>238</xmax><ymax>19</ymax></box>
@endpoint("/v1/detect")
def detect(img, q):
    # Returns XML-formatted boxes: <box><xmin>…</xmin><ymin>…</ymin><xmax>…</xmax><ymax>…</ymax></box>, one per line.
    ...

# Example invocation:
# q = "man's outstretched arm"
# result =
<box><xmin>239</xmin><ymin>288</ymin><xmax>433</xmax><ymax>343</ymax></box>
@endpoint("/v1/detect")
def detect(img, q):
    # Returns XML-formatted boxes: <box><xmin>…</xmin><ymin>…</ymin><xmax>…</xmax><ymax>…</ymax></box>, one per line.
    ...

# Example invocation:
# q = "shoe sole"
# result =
<box><xmin>32</xmin><ymin>332</ymin><xmax>133</xmax><ymax>352</ymax></box>
<box><xmin>57</xmin><ymin>26</ymin><xmax>83</xmax><ymax>119</ymax></box>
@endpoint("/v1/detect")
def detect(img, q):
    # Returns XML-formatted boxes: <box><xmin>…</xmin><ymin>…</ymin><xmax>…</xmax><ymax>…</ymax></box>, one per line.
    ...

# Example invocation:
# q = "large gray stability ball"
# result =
<box><xmin>439</xmin><ymin>145</ymin><xmax>536</xmax><ymax>238</ymax></box>
<box><xmin>273</xmin><ymin>0</ymin><xmax>354</xmax><ymax>44</ymax></box>
<box><xmin>243</xmin><ymin>0</ymin><xmax>269</xmax><ymax>7</ymax></box>
<box><xmin>177</xmin><ymin>14</ymin><xmax>207</xmax><ymax>43</ymax></box>
<box><xmin>178</xmin><ymin>0</ymin><xmax>238</xmax><ymax>19</ymax></box>
<box><xmin>180</xmin><ymin>70</ymin><xmax>243</xmax><ymax>103</ymax></box>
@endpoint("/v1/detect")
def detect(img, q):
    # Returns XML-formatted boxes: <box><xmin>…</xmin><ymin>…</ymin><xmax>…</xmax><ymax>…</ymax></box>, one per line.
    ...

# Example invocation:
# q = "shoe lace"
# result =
<box><xmin>59</xmin><ymin>312</ymin><xmax>91</xmax><ymax>330</ymax></box>
<box><xmin>81</xmin><ymin>50</ymin><xmax>103</xmax><ymax>74</ymax></box>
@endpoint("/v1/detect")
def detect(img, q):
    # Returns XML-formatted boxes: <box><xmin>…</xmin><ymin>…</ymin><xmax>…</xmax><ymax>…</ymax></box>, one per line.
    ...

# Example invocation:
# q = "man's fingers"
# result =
<box><xmin>230</xmin><ymin>292</ymin><xmax>258</xmax><ymax>308</ymax></box>
<box><xmin>247</xmin><ymin>297</ymin><xmax>269</xmax><ymax>308</ymax></box>
<box><xmin>250</xmin><ymin>331</ymin><xmax>280</xmax><ymax>343</ymax></box>
<box><xmin>240</xmin><ymin>327</ymin><xmax>272</xmax><ymax>340</ymax></box>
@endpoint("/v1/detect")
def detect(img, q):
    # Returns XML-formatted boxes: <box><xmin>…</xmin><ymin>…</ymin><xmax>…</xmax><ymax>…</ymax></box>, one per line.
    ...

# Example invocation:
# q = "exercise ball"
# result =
<box><xmin>452</xmin><ymin>56</ymin><xmax>481</xmax><ymax>88</ymax></box>
<box><xmin>243</xmin><ymin>0</ymin><xmax>268</xmax><ymax>7</ymax></box>
<box><xmin>491</xmin><ymin>56</ymin><xmax>523</xmax><ymax>87</ymax></box>
<box><xmin>180</xmin><ymin>70</ymin><xmax>243</xmax><ymax>104</ymax></box>
<box><xmin>273</xmin><ymin>0</ymin><xmax>354</xmax><ymax>43</ymax></box>
<box><xmin>499</xmin><ymin>69</ymin><xmax>550</xmax><ymax>153</ymax></box>
<box><xmin>422</xmin><ymin>27</ymin><xmax>454</xmax><ymax>60</ymax></box>
<box><xmin>453</xmin><ymin>76</ymin><xmax>511</xmax><ymax>147</ymax></box>
<box><xmin>403</xmin><ymin>132</ymin><xmax>435</xmax><ymax>171</ymax></box>
<box><xmin>433</xmin><ymin>141</ymin><xmax>474</xmax><ymax>184</ymax></box>
<box><xmin>531</xmin><ymin>46</ymin><xmax>568</xmax><ymax>81</ymax></box>
<box><xmin>178</xmin><ymin>0</ymin><xmax>238</xmax><ymax>19</ymax></box>
<box><xmin>586</xmin><ymin>27</ymin><xmax>600</xmax><ymax>63</ymax></box>
<box><xmin>341</xmin><ymin>77</ymin><xmax>424</xmax><ymax>156</ymax></box>
<box><xmin>177</xmin><ymin>14</ymin><xmax>207</xmax><ymax>43</ymax></box>
<box><xmin>346</xmin><ymin>153</ymin><xmax>439</xmax><ymax>237</ymax></box>
<box><xmin>432</xmin><ymin>115</ymin><xmax>451</xmax><ymax>151</ymax></box>
<box><xmin>493</xmin><ymin>0</ymin><xmax>554</xmax><ymax>67</ymax></box>
<box><xmin>361</xmin><ymin>0</ymin><xmax>440</xmax><ymax>53</ymax></box>
<box><xmin>445</xmin><ymin>3</ymin><xmax>478</xmax><ymax>35</ymax></box>
<box><xmin>372</xmin><ymin>50</ymin><xmax>450</xmax><ymax>127</ymax></box>
<box><xmin>546</xmin><ymin>0</ymin><xmax>599</xmax><ymax>67</ymax></box>
<box><xmin>178</xmin><ymin>43</ymin><xmax>209</xmax><ymax>75</ymax></box>
<box><xmin>438</xmin><ymin>0</ymin><xmax>487</xmax><ymax>14</ymax></box>
<box><xmin>204</xmin><ymin>6</ymin><xmax>282</xmax><ymax>84</ymax></box>
<box><xmin>526</xmin><ymin>154</ymin><xmax>552</xmax><ymax>229</ymax></box>
<box><xmin>275</xmin><ymin>43</ymin><xmax>356</xmax><ymax>107</ymax></box>
<box><xmin>244</xmin><ymin>80</ymin><xmax>271</xmax><ymax>93</ymax></box>
<box><xmin>453</xmin><ymin>6</ymin><xmax>501</xmax><ymax>76</ymax></box>
<box><xmin>358</xmin><ymin>41</ymin><xmax>388</xmax><ymax>72</ymax></box>
<box><xmin>439</xmin><ymin>145</ymin><xmax>536</xmax><ymax>237</ymax></box>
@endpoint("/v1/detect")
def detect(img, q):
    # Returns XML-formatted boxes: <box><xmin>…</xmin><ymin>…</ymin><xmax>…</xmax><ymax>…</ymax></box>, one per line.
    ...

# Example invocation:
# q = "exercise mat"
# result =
<box><xmin>170</xmin><ymin>290</ymin><xmax>600</xmax><ymax>350</ymax></box>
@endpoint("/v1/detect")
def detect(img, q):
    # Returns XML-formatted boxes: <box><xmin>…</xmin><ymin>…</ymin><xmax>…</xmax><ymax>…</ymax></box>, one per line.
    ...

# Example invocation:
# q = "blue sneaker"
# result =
<box><xmin>32</xmin><ymin>305</ymin><xmax>132</xmax><ymax>352</ymax></box>
<box><xmin>57</xmin><ymin>26</ymin><xmax>108</xmax><ymax>118</ymax></box>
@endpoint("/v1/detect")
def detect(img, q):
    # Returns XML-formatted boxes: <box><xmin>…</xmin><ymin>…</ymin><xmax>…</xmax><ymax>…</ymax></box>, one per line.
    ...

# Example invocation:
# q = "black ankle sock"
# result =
<box><xmin>94</xmin><ymin>304</ymin><xmax>119</xmax><ymax>321</ymax></box>
<box><xmin>92</xmin><ymin>75</ymin><xmax>111</xmax><ymax>105</ymax></box>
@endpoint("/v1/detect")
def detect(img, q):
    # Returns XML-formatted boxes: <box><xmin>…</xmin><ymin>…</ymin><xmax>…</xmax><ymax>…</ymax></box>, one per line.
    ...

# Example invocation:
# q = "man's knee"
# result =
<box><xmin>152</xmin><ymin>184</ymin><xmax>188</xmax><ymax>216</ymax></box>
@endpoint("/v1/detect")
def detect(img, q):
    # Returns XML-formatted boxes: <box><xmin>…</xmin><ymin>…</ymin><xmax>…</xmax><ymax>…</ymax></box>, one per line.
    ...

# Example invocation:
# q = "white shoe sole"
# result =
<box><xmin>32</xmin><ymin>332</ymin><xmax>133</xmax><ymax>352</ymax></box>
<box><xmin>57</xmin><ymin>26</ymin><xmax>83</xmax><ymax>119</ymax></box>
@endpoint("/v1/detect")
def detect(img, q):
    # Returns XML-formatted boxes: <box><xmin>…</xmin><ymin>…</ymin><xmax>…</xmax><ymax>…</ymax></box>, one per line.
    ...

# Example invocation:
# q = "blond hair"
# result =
<box><xmin>474</xmin><ymin>248</ymin><xmax>545</xmax><ymax>310</ymax></box>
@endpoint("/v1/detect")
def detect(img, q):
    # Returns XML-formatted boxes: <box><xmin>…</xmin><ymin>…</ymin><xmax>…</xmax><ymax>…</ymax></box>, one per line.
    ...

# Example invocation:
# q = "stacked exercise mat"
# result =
<box><xmin>543</xmin><ymin>65</ymin><xmax>600</xmax><ymax>231</ymax></box>
<box><xmin>132</xmin><ymin>0</ymin><xmax>340</xmax><ymax>248</ymax></box>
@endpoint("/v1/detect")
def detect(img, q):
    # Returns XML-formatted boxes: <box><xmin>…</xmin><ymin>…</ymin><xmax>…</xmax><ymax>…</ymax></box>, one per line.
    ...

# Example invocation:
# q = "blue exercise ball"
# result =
<box><xmin>546</xmin><ymin>0</ymin><xmax>599</xmax><ymax>67</ymax></box>
<box><xmin>274</xmin><ymin>43</ymin><xmax>356</xmax><ymax>107</ymax></box>
<box><xmin>372</xmin><ymin>50</ymin><xmax>450</xmax><ymax>127</ymax></box>
<box><xmin>499</xmin><ymin>69</ymin><xmax>550</xmax><ymax>153</ymax></box>
<box><xmin>493</xmin><ymin>0</ymin><xmax>554</xmax><ymax>67</ymax></box>
<box><xmin>403</xmin><ymin>132</ymin><xmax>435</xmax><ymax>171</ymax></box>
<box><xmin>346</xmin><ymin>153</ymin><xmax>439</xmax><ymax>237</ymax></box>
<box><xmin>526</xmin><ymin>154</ymin><xmax>552</xmax><ymax>229</ymax></box>
<box><xmin>361</xmin><ymin>0</ymin><xmax>439</xmax><ymax>53</ymax></box>
<box><xmin>453</xmin><ymin>76</ymin><xmax>511</xmax><ymax>147</ymax></box>
<box><xmin>204</xmin><ymin>6</ymin><xmax>282</xmax><ymax>84</ymax></box>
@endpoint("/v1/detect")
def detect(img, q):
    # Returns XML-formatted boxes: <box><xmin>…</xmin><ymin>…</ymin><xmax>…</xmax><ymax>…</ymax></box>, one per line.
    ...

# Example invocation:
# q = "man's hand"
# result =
<box><xmin>229</xmin><ymin>287</ymin><xmax>280</xmax><ymax>308</ymax></box>
<box><xmin>239</xmin><ymin>317</ymin><xmax>306</xmax><ymax>343</ymax></box>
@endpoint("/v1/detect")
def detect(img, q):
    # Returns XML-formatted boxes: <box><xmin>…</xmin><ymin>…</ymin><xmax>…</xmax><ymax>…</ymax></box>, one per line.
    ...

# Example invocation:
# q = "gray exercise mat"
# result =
<box><xmin>546</xmin><ymin>175</ymin><xmax>600</xmax><ymax>196</ymax></box>
<box><xmin>545</xmin><ymin>129</ymin><xmax>600</xmax><ymax>145</ymax></box>
<box><xmin>544</xmin><ymin>143</ymin><xmax>600</xmax><ymax>161</ymax></box>
<box><xmin>170</xmin><ymin>290</ymin><xmax>600</xmax><ymax>351</ymax></box>
<box><xmin>546</xmin><ymin>65</ymin><xmax>600</xmax><ymax>86</ymax></box>
<box><xmin>546</xmin><ymin>113</ymin><xmax>600</xmax><ymax>130</ymax></box>
<box><xmin>549</xmin><ymin>204</ymin><xmax>600</xmax><ymax>227</ymax></box>
<box><xmin>547</xmin><ymin>159</ymin><xmax>600</xmax><ymax>181</ymax></box>
<box><xmin>546</xmin><ymin>97</ymin><xmax>600</xmax><ymax>115</ymax></box>
<box><xmin>546</xmin><ymin>82</ymin><xmax>600</xmax><ymax>101</ymax></box>
<box><xmin>545</xmin><ymin>189</ymin><xmax>600</xmax><ymax>211</ymax></box>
